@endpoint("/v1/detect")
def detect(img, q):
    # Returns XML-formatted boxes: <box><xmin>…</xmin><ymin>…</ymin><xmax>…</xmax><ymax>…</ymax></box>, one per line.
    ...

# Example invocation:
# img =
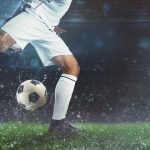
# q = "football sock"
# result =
<box><xmin>52</xmin><ymin>73</ymin><xmax>77</xmax><ymax>120</ymax></box>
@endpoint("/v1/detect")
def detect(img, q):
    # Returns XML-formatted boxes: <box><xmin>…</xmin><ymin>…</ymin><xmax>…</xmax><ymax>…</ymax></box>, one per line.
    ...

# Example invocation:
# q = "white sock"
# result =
<box><xmin>52</xmin><ymin>73</ymin><xmax>77</xmax><ymax>120</ymax></box>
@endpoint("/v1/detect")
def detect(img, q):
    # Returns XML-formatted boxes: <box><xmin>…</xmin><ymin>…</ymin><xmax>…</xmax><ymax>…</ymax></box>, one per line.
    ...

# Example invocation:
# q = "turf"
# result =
<box><xmin>1</xmin><ymin>122</ymin><xmax>150</xmax><ymax>150</ymax></box>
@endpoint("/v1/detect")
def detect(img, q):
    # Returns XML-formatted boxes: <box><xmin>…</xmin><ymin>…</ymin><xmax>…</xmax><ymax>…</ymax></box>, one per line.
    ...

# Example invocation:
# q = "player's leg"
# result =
<box><xmin>31</xmin><ymin>29</ymin><xmax>83</xmax><ymax>137</ymax></box>
<box><xmin>0</xmin><ymin>30</ymin><xmax>16</xmax><ymax>52</ymax></box>
<box><xmin>51</xmin><ymin>55</ymin><xmax>80</xmax><ymax>118</ymax></box>
<box><xmin>48</xmin><ymin>55</ymin><xmax>82</xmax><ymax>137</ymax></box>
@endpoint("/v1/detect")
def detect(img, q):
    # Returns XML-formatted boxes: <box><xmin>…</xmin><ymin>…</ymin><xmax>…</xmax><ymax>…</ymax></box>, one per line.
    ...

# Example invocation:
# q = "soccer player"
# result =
<box><xmin>0</xmin><ymin>0</ymin><xmax>82</xmax><ymax>137</ymax></box>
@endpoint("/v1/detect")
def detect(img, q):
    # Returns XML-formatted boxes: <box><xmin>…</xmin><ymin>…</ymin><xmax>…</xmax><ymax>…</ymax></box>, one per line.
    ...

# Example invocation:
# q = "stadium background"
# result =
<box><xmin>0</xmin><ymin>0</ymin><xmax>150</xmax><ymax>122</ymax></box>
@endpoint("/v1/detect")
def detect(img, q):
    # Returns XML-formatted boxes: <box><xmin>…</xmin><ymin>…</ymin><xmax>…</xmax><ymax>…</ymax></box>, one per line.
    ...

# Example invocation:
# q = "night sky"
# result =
<box><xmin>0</xmin><ymin>0</ymin><xmax>150</xmax><ymax>122</ymax></box>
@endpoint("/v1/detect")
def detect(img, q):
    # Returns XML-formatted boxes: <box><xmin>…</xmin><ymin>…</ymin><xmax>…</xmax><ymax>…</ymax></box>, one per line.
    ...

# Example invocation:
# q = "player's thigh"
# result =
<box><xmin>32</xmin><ymin>30</ymin><xmax>80</xmax><ymax>74</ymax></box>
<box><xmin>0</xmin><ymin>30</ymin><xmax>16</xmax><ymax>51</ymax></box>
<box><xmin>31</xmin><ymin>31</ymin><xmax>75</xmax><ymax>66</ymax></box>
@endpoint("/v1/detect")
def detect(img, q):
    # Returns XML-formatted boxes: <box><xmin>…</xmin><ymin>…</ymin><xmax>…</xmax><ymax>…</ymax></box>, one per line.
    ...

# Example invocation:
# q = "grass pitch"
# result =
<box><xmin>0</xmin><ymin>122</ymin><xmax>150</xmax><ymax>150</ymax></box>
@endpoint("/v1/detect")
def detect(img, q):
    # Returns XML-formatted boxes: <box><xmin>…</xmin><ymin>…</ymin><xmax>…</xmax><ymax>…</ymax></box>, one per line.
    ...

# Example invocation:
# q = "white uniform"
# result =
<box><xmin>29</xmin><ymin>0</ymin><xmax>72</xmax><ymax>26</ymax></box>
<box><xmin>1</xmin><ymin>0</ymin><xmax>73</xmax><ymax>66</ymax></box>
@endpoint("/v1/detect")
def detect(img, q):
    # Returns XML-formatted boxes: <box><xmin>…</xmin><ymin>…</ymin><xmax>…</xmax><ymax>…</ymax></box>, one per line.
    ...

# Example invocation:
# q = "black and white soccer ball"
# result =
<box><xmin>16</xmin><ymin>80</ymin><xmax>47</xmax><ymax>111</ymax></box>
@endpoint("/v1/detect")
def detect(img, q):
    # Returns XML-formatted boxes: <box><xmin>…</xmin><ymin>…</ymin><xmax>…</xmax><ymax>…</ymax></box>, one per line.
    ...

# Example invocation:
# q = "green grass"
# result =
<box><xmin>1</xmin><ymin>122</ymin><xmax>150</xmax><ymax>150</ymax></box>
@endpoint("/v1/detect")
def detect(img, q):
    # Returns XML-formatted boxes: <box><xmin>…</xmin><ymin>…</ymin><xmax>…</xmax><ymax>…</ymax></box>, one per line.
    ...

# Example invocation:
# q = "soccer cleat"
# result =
<box><xmin>48</xmin><ymin>119</ymin><xmax>85</xmax><ymax>138</ymax></box>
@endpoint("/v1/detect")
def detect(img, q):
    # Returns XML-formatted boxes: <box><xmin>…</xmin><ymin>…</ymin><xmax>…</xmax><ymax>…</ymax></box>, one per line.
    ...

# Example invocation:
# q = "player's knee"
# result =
<box><xmin>0</xmin><ymin>32</ymin><xmax>15</xmax><ymax>52</ymax></box>
<box><xmin>73</xmin><ymin>63</ymin><xmax>80</xmax><ymax>76</ymax></box>
<box><xmin>64</xmin><ymin>62</ymin><xmax>80</xmax><ymax>77</ymax></box>
<box><xmin>0</xmin><ymin>32</ymin><xmax>7</xmax><ymax>52</ymax></box>
<box><xmin>0</xmin><ymin>33</ymin><xmax>4</xmax><ymax>51</ymax></box>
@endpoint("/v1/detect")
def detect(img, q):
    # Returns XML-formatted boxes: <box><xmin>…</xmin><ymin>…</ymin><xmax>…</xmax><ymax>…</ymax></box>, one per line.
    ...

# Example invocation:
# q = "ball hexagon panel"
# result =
<box><xmin>17</xmin><ymin>85</ymin><xmax>24</xmax><ymax>94</ymax></box>
<box><xmin>30</xmin><ymin>80</ymin><xmax>40</xmax><ymax>85</ymax></box>
<box><xmin>45</xmin><ymin>90</ymin><xmax>47</xmax><ymax>98</ymax></box>
<box><xmin>29</xmin><ymin>92</ymin><xmax>40</xmax><ymax>103</ymax></box>
<box><xmin>19</xmin><ymin>103</ymin><xmax>26</xmax><ymax>109</ymax></box>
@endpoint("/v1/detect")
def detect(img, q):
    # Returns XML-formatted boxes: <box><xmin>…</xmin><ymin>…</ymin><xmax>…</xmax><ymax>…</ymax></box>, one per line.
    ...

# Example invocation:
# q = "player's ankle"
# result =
<box><xmin>50</xmin><ymin>118</ymin><xmax>65</xmax><ymax>127</ymax></box>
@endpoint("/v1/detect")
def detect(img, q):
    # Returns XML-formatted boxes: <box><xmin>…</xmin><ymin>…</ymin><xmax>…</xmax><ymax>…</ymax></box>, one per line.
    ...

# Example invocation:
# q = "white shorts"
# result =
<box><xmin>1</xmin><ymin>10</ymin><xmax>72</xmax><ymax>66</ymax></box>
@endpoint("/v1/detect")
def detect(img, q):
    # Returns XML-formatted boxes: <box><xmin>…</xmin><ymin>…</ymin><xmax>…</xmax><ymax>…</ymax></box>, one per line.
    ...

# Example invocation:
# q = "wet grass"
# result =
<box><xmin>1</xmin><ymin>122</ymin><xmax>150</xmax><ymax>149</ymax></box>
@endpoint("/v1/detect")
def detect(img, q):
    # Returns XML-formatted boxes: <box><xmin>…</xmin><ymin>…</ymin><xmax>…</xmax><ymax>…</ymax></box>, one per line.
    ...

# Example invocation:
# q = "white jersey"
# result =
<box><xmin>28</xmin><ymin>0</ymin><xmax>72</xmax><ymax>26</ymax></box>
